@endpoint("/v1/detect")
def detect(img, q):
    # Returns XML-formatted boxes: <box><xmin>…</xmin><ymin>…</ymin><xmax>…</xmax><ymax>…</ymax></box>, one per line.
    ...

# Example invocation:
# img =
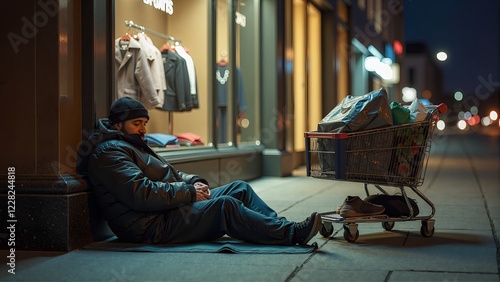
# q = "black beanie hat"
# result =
<box><xmin>108</xmin><ymin>97</ymin><xmax>150</xmax><ymax>124</ymax></box>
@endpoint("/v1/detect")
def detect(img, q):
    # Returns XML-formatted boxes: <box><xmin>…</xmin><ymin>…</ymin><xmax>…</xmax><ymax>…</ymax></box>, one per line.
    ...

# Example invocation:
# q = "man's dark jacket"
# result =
<box><xmin>77</xmin><ymin>119</ymin><xmax>208</xmax><ymax>242</ymax></box>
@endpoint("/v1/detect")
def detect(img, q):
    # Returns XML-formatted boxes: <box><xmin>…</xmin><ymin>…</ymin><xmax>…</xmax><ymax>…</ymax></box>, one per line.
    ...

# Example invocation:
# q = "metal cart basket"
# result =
<box><xmin>304</xmin><ymin>104</ymin><xmax>447</xmax><ymax>242</ymax></box>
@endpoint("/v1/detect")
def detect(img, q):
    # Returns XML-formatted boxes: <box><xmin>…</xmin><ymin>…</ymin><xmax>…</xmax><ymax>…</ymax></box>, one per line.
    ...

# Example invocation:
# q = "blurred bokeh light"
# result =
<box><xmin>402</xmin><ymin>87</ymin><xmax>417</xmax><ymax>103</ymax></box>
<box><xmin>481</xmin><ymin>116</ymin><xmax>491</xmax><ymax>126</ymax></box>
<box><xmin>436</xmin><ymin>120</ymin><xmax>446</xmax><ymax>130</ymax></box>
<box><xmin>454</xmin><ymin>91</ymin><xmax>463</xmax><ymax>101</ymax></box>
<box><xmin>457</xmin><ymin>120</ymin><xmax>467</xmax><ymax>130</ymax></box>
<box><xmin>489</xmin><ymin>110</ymin><xmax>498</xmax><ymax>121</ymax></box>
<box><xmin>436</xmin><ymin>51</ymin><xmax>448</xmax><ymax>61</ymax></box>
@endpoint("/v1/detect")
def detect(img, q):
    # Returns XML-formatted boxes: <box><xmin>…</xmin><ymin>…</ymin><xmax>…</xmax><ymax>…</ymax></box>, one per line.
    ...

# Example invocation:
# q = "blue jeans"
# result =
<box><xmin>145</xmin><ymin>180</ymin><xmax>295</xmax><ymax>245</ymax></box>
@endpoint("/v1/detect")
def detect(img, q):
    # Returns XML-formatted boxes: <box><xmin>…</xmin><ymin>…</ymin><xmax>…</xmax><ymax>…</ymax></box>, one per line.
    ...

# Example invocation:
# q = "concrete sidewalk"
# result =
<box><xmin>1</xmin><ymin>132</ymin><xmax>499</xmax><ymax>281</ymax></box>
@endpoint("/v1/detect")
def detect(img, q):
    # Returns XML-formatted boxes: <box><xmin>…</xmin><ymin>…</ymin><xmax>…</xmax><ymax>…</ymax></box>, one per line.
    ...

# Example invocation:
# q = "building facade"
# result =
<box><xmin>403</xmin><ymin>42</ymin><xmax>444</xmax><ymax>104</ymax></box>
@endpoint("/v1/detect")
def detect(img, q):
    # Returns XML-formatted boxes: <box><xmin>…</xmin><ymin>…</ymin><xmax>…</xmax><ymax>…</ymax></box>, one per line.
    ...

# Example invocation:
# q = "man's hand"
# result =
<box><xmin>194</xmin><ymin>182</ymin><xmax>211</xmax><ymax>201</ymax></box>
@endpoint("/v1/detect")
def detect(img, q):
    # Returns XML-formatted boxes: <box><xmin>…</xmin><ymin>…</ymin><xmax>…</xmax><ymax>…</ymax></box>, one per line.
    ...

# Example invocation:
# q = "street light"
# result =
<box><xmin>436</xmin><ymin>51</ymin><xmax>447</xmax><ymax>61</ymax></box>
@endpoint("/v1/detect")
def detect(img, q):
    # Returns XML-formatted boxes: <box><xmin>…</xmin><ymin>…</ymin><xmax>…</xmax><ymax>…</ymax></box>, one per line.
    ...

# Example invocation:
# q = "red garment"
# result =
<box><xmin>175</xmin><ymin>133</ymin><xmax>203</xmax><ymax>145</ymax></box>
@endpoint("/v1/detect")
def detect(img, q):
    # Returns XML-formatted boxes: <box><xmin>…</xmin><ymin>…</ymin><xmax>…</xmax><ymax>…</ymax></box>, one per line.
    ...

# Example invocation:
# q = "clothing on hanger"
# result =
<box><xmin>114</xmin><ymin>37</ymin><xmax>162</xmax><ymax>109</ymax></box>
<box><xmin>160</xmin><ymin>49</ymin><xmax>191</xmax><ymax>112</ymax></box>
<box><xmin>175</xmin><ymin>45</ymin><xmax>198</xmax><ymax>100</ymax></box>
<box><xmin>137</xmin><ymin>33</ymin><xmax>166</xmax><ymax>108</ymax></box>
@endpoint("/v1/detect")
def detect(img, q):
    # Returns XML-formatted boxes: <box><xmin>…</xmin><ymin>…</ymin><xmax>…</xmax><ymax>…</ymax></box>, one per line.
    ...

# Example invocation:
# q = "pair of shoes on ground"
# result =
<box><xmin>292</xmin><ymin>212</ymin><xmax>322</xmax><ymax>245</ymax></box>
<box><xmin>336</xmin><ymin>196</ymin><xmax>385</xmax><ymax>218</ymax></box>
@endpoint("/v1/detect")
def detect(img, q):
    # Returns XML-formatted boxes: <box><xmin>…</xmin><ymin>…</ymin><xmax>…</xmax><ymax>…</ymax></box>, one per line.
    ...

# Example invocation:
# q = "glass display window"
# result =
<box><xmin>216</xmin><ymin>0</ymin><xmax>261</xmax><ymax>147</ymax></box>
<box><xmin>292</xmin><ymin>0</ymin><xmax>322</xmax><ymax>152</ymax></box>
<box><xmin>115</xmin><ymin>0</ymin><xmax>209</xmax><ymax>149</ymax></box>
<box><xmin>113</xmin><ymin>0</ymin><xmax>261</xmax><ymax>150</ymax></box>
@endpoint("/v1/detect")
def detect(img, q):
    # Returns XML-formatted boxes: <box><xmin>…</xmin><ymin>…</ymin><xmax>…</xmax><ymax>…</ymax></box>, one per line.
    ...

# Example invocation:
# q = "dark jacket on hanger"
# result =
<box><xmin>160</xmin><ymin>50</ymin><xmax>191</xmax><ymax>112</ymax></box>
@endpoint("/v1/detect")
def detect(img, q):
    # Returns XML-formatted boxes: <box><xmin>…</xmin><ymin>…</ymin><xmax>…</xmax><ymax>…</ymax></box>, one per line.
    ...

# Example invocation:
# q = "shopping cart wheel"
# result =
<box><xmin>343</xmin><ymin>224</ymin><xmax>359</xmax><ymax>242</ymax></box>
<box><xmin>320</xmin><ymin>222</ymin><xmax>334</xmax><ymax>237</ymax></box>
<box><xmin>382</xmin><ymin>221</ymin><xmax>395</xmax><ymax>231</ymax></box>
<box><xmin>420</xmin><ymin>220</ymin><xmax>435</xmax><ymax>237</ymax></box>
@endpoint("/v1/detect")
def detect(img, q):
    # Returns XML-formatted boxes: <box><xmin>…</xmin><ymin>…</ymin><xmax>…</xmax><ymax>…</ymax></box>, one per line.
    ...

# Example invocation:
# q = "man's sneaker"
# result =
<box><xmin>339</xmin><ymin>196</ymin><xmax>385</xmax><ymax>218</ymax></box>
<box><xmin>292</xmin><ymin>212</ymin><xmax>322</xmax><ymax>245</ymax></box>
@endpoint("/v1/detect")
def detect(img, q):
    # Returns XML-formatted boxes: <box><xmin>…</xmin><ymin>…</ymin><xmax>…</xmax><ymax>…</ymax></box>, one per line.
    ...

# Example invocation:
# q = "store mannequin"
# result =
<box><xmin>216</xmin><ymin>51</ymin><xmax>247</xmax><ymax>143</ymax></box>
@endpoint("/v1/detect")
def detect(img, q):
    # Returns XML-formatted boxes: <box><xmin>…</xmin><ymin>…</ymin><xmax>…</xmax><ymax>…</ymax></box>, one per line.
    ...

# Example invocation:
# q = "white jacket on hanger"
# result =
<box><xmin>137</xmin><ymin>33</ymin><xmax>167</xmax><ymax>107</ymax></box>
<box><xmin>174</xmin><ymin>45</ymin><xmax>197</xmax><ymax>95</ymax></box>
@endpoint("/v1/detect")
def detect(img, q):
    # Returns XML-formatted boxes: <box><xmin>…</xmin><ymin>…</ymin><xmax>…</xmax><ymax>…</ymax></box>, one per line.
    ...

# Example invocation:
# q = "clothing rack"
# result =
<box><xmin>125</xmin><ymin>20</ymin><xmax>180</xmax><ymax>44</ymax></box>
<box><xmin>124</xmin><ymin>20</ymin><xmax>176</xmax><ymax>134</ymax></box>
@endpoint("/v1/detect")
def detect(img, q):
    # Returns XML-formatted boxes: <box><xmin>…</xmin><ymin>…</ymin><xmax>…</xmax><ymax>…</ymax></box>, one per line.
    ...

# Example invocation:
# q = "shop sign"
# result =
<box><xmin>142</xmin><ymin>0</ymin><xmax>174</xmax><ymax>15</ymax></box>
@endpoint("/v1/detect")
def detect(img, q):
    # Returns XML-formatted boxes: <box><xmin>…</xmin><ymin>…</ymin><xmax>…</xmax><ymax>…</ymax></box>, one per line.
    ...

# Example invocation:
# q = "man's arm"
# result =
<box><xmin>177</xmin><ymin>170</ymin><xmax>209</xmax><ymax>186</ymax></box>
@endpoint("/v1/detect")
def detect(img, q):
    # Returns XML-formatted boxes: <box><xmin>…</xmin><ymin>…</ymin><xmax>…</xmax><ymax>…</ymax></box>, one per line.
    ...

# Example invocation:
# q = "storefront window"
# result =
<box><xmin>292</xmin><ymin>0</ymin><xmax>306</xmax><ymax>152</ymax></box>
<box><xmin>216</xmin><ymin>0</ymin><xmax>233</xmax><ymax>145</ymax></box>
<box><xmin>236</xmin><ymin>0</ymin><xmax>260</xmax><ymax>146</ymax></box>
<box><xmin>113</xmin><ymin>0</ymin><xmax>260</xmax><ymax>150</ymax></box>
<box><xmin>292</xmin><ymin>0</ymin><xmax>322</xmax><ymax>152</ymax></box>
<box><xmin>337</xmin><ymin>23</ymin><xmax>349</xmax><ymax>100</ymax></box>
<box><xmin>216</xmin><ymin>0</ymin><xmax>260</xmax><ymax>146</ymax></box>
<box><xmin>337</xmin><ymin>0</ymin><xmax>349</xmax><ymax>100</ymax></box>
<box><xmin>114</xmin><ymin>0</ymin><xmax>210</xmax><ymax>149</ymax></box>
<box><xmin>306</xmin><ymin>3</ymin><xmax>322</xmax><ymax>135</ymax></box>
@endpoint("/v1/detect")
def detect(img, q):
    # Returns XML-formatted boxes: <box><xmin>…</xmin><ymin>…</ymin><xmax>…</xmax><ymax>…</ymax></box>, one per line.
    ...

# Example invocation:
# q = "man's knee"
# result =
<box><xmin>215</xmin><ymin>196</ymin><xmax>242</xmax><ymax>212</ymax></box>
<box><xmin>231</xmin><ymin>180</ymin><xmax>253</xmax><ymax>193</ymax></box>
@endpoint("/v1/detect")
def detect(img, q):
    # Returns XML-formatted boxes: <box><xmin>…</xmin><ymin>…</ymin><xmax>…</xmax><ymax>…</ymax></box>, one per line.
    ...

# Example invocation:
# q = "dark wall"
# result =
<box><xmin>1</xmin><ymin>0</ymin><xmax>59</xmax><ymax>174</ymax></box>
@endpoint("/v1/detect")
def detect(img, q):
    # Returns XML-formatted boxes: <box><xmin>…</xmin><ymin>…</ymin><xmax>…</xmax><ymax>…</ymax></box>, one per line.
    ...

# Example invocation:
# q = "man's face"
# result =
<box><xmin>113</xmin><ymin>117</ymin><xmax>148</xmax><ymax>139</ymax></box>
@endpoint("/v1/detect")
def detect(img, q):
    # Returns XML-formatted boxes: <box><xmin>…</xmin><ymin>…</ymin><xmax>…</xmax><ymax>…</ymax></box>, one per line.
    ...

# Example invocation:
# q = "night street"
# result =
<box><xmin>1</xmin><ymin>1</ymin><xmax>499</xmax><ymax>281</ymax></box>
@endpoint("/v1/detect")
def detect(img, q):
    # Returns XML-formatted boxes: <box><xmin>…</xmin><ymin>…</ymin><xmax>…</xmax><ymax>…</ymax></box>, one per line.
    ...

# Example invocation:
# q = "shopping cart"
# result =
<box><xmin>304</xmin><ymin>103</ymin><xmax>447</xmax><ymax>242</ymax></box>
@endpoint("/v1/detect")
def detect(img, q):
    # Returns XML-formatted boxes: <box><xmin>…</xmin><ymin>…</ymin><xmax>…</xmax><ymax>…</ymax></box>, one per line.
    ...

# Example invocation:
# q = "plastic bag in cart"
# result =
<box><xmin>317</xmin><ymin>88</ymin><xmax>393</xmax><ymax>133</ymax></box>
<box><xmin>317</xmin><ymin>88</ymin><xmax>393</xmax><ymax>176</ymax></box>
<box><xmin>408</xmin><ymin>98</ymin><xmax>429</xmax><ymax>122</ymax></box>
<box><xmin>390</xmin><ymin>99</ymin><xmax>429</xmax><ymax>125</ymax></box>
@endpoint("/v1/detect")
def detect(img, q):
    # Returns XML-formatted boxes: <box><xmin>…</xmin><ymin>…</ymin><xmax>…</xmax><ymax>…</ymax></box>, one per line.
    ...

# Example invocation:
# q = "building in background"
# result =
<box><xmin>350</xmin><ymin>0</ymin><xmax>405</xmax><ymax>103</ymax></box>
<box><xmin>401</xmin><ymin>42</ymin><xmax>444</xmax><ymax>105</ymax></box>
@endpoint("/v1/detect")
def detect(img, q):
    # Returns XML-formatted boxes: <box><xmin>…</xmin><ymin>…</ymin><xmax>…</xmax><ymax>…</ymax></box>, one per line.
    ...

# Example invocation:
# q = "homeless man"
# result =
<box><xmin>77</xmin><ymin>97</ymin><xmax>321</xmax><ymax>246</ymax></box>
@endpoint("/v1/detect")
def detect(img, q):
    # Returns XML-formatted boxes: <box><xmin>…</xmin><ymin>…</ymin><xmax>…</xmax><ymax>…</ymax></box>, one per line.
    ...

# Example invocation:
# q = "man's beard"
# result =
<box><xmin>123</xmin><ymin>129</ymin><xmax>145</xmax><ymax>140</ymax></box>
